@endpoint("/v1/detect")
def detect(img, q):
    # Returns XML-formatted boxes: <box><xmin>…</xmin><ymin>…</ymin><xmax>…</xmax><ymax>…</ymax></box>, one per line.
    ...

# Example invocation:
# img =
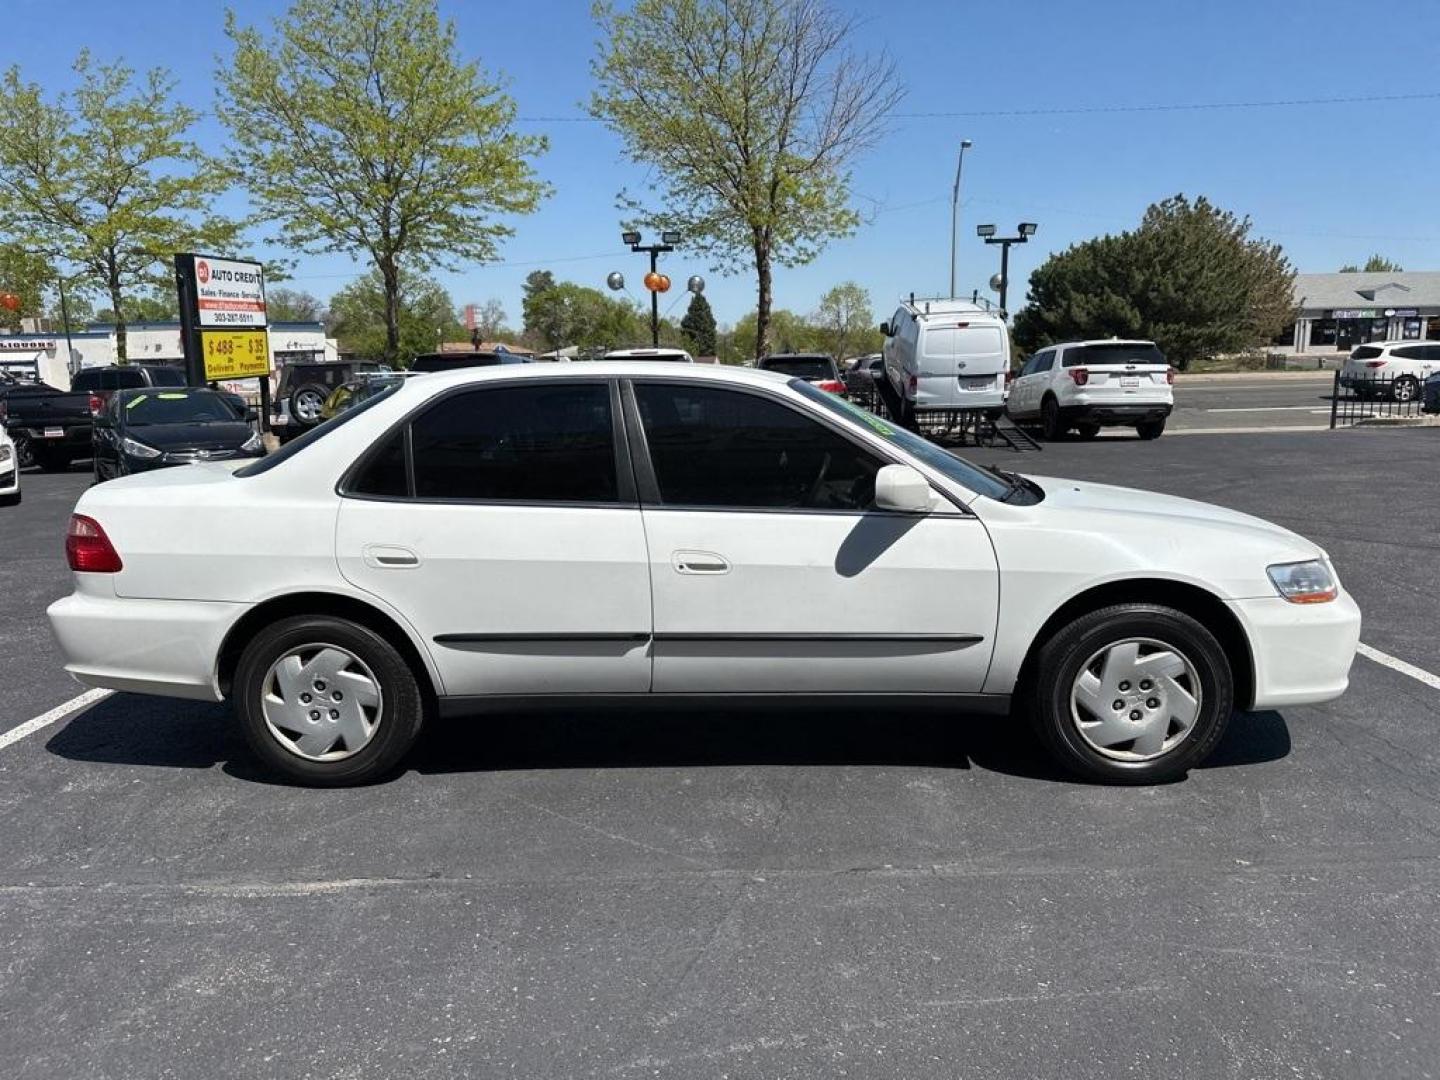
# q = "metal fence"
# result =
<box><xmin>1329</xmin><ymin>371</ymin><xmax>1432</xmax><ymax>428</ymax></box>
<box><xmin>846</xmin><ymin>376</ymin><xmax>1040</xmax><ymax>451</ymax></box>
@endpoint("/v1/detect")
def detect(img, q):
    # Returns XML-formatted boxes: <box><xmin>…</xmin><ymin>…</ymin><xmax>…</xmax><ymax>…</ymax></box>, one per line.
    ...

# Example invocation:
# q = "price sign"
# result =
<box><xmin>201</xmin><ymin>328</ymin><xmax>271</xmax><ymax>380</ymax></box>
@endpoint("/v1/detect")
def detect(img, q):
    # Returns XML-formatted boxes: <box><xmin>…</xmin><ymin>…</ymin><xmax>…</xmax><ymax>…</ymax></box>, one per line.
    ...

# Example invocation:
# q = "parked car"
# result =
<box><xmin>410</xmin><ymin>350</ymin><xmax>530</xmax><ymax>373</ymax></box>
<box><xmin>843</xmin><ymin>354</ymin><xmax>885</xmax><ymax>394</ymax></box>
<box><xmin>273</xmin><ymin>361</ymin><xmax>388</xmax><ymax>440</ymax></box>
<box><xmin>758</xmin><ymin>353</ymin><xmax>846</xmax><ymax>394</ymax></box>
<box><xmin>0</xmin><ymin>379</ymin><xmax>94</xmax><ymax>471</ymax></box>
<box><xmin>0</xmin><ymin>425</ymin><xmax>19</xmax><ymax>506</ymax></box>
<box><xmin>72</xmin><ymin>363</ymin><xmax>188</xmax><ymax>411</ymax></box>
<box><xmin>50</xmin><ymin>363</ymin><xmax>1359</xmax><ymax>788</ymax></box>
<box><xmin>1007</xmin><ymin>339</ymin><xmax>1174</xmax><ymax>440</ymax></box>
<box><xmin>602</xmin><ymin>348</ymin><xmax>694</xmax><ymax>363</ymax></box>
<box><xmin>1422</xmin><ymin>370</ymin><xmax>1440</xmax><ymax>414</ymax></box>
<box><xmin>92</xmin><ymin>387</ymin><xmax>263</xmax><ymax>481</ymax></box>
<box><xmin>880</xmin><ymin>299</ymin><xmax>1010</xmax><ymax>426</ymax></box>
<box><xmin>1338</xmin><ymin>341</ymin><xmax>1440</xmax><ymax>402</ymax></box>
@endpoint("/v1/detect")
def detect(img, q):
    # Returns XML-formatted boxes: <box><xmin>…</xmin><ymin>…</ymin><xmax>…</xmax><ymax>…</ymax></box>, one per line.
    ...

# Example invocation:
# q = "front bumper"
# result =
<box><xmin>0</xmin><ymin>465</ymin><xmax>16</xmax><ymax>494</ymax></box>
<box><xmin>1228</xmin><ymin>591</ymin><xmax>1362</xmax><ymax>710</ymax></box>
<box><xmin>47</xmin><ymin>588</ymin><xmax>238</xmax><ymax>701</ymax></box>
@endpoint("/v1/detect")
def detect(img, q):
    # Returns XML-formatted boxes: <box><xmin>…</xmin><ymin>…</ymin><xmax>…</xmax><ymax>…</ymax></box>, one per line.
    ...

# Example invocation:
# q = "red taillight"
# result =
<box><xmin>1069</xmin><ymin>367</ymin><xmax>1089</xmax><ymax>386</ymax></box>
<box><xmin>88</xmin><ymin>392</ymin><xmax>104</xmax><ymax>416</ymax></box>
<box><xmin>1364</xmin><ymin>360</ymin><xmax>1387</xmax><ymax>369</ymax></box>
<box><xmin>1005</xmin><ymin>369</ymin><xmax>1016</xmax><ymax>385</ymax></box>
<box><xmin>66</xmin><ymin>514</ymin><xmax>123</xmax><ymax>573</ymax></box>
<box><xmin>815</xmin><ymin>379</ymin><xmax>845</xmax><ymax>394</ymax></box>
<box><xmin>1166</xmin><ymin>367</ymin><xmax>1176</xmax><ymax>385</ymax></box>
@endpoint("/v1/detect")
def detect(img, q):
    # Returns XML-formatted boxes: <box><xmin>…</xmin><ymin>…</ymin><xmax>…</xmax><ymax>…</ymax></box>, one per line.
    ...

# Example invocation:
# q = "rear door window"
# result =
<box><xmin>147</xmin><ymin>367</ymin><xmax>187</xmax><ymax>387</ymax></box>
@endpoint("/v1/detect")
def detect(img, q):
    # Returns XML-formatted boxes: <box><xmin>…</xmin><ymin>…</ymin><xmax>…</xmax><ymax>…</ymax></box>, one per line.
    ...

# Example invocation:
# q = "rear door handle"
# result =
<box><xmin>673</xmin><ymin>550</ymin><xmax>730</xmax><ymax>575</ymax></box>
<box><xmin>364</xmin><ymin>545</ymin><xmax>420</xmax><ymax>569</ymax></box>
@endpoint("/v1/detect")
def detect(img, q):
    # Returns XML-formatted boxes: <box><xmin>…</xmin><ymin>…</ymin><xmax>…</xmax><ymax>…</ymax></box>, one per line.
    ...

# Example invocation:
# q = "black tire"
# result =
<box><xmin>1392</xmin><ymin>376</ymin><xmax>1419</xmax><ymax>403</ymax></box>
<box><xmin>32</xmin><ymin>446</ymin><xmax>71</xmax><ymax>472</ymax></box>
<box><xmin>234</xmin><ymin>615</ymin><xmax>426</xmax><ymax>786</ymax></box>
<box><xmin>1025</xmin><ymin>603</ymin><xmax>1233</xmax><ymax>784</ymax></box>
<box><xmin>1075</xmin><ymin>423</ymin><xmax>1101</xmax><ymax>440</ymax></box>
<box><xmin>1136</xmin><ymin>418</ymin><xmax>1166</xmax><ymax>440</ymax></box>
<box><xmin>11</xmin><ymin>433</ymin><xmax>34</xmax><ymax>469</ymax></box>
<box><xmin>1040</xmin><ymin>395</ymin><xmax>1064</xmax><ymax>440</ymax></box>
<box><xmin>899</xmin><ymin>398</ymin><xmax>919</xmax><ymax>432</ymax></box>
<box><xmin>288</xmin><ymin>383</ymin><xmax>329</xmax><ymax>429</ymax></box>
<box><xmin>0</xmin><ymin>489</ymin><xmax>19</xmax><ymax>507</ymax></box>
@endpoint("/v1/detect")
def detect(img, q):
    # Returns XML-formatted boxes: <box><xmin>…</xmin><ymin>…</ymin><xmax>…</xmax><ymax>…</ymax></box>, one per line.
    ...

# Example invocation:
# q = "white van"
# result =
<box><xmin>879</xmin><ymin>299</ymin><xmax>1010</xmax><ymax>425</ymax></box>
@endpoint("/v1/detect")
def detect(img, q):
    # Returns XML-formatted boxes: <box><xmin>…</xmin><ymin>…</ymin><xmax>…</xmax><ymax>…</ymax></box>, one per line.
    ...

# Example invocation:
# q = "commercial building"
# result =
<box><xmin>0</xmin><ymin>321</ymin><xmax>337</xmax><ymax>388</ymax></box>
<box><xmin>1276</xmin><ymin>271</ymin><xmax>1440</xmax><ymax>355</ymax></box>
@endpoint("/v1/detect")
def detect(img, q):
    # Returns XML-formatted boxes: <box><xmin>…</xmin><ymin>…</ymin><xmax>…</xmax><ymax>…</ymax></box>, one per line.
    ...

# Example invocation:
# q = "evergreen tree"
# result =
<box><xmin>679</xmin><ymin>292</ymin><xmax>717</xmax><ymax>356</ymax></box>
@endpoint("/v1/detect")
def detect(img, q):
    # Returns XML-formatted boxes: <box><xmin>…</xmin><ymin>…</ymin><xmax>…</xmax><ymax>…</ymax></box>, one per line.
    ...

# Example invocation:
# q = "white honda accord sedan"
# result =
<box><xmin>48</xmin><ymin>363</ymin><xmax>1360</xmax><ymax>786</ymax></box>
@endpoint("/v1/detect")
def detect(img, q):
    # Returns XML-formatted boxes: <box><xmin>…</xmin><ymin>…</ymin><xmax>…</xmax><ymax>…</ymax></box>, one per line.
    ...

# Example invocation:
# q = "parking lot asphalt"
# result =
<box><xmin>1166</xmin><ymin>373</ymin><xmax>1335</xmax><ymax>433</ymax></box>
<box><xmin>2</xmin><ymin>427</ymin><xmax>1439</xmax><ymax>1079</ymax></box>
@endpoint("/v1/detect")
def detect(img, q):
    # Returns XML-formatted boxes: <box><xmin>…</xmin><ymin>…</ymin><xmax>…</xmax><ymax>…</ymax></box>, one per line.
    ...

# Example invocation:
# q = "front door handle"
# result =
<box><xmin>673</xmin><ymin>550</ymin><xmax>730</xmax><ymax>575</ymax></box>
<box><xmin>364</xmin><ymin>545</ymin><xmax>420</xmax><ymax>569</ymax></box>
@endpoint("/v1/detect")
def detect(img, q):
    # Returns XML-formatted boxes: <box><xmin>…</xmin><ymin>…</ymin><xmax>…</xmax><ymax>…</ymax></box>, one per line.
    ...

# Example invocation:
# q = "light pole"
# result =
<box><xmin>976</xmin><ymin>222</ymin><xmax>1037</xmax><ymax>317</ymax></box>
<box><xmin>621</xmin><ymin>230</ymin><xmax>679</xmax><ymax>346</ymax></box>
<box><xmin>949</xmin><ymin>139</ymin><xmax>972</xmax><ymax>299</ymax></box>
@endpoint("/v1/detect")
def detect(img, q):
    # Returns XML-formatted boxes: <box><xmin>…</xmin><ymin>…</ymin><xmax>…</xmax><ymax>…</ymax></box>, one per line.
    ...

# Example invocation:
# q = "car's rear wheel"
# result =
<box><xmin>1136</xmin><ymin>418</ymin><xmax>1166</xmax><ymax>440</ymax></box>
<box><xmin>234</xmin><ymin>615</ymin><xmax>425</xmax><ymax>786</ymax></box>
<box><xmin>1025</xmin><ymin>603</ymin><xmax>1233</xmax><ymax>784</ymax></box>
<box><xmin>1040</xmin><ymin>396</ymin><xmax>1064</xmax><ymax>440</ymax></box>
<box><xmin>1392</xmin><ymin>376</ymin><xmax>1419</xmax><ymax>403</ymax></box>
<box><xmin>1075</xmin><ymin>422</ymin><xmax>1101</xmax><ymax>439</ymax></box>
<box><xmin>289</xmin><ymin>383</ymin><xmax>328</xmax><ymax>429</ymax></box>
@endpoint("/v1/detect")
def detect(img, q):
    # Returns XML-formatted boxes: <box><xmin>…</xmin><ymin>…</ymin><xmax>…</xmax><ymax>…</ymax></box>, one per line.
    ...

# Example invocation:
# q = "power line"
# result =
<box><xmin>516</xmin><ymin>91</ymin><xmax>1440</xmax><ymax>125</ymax></box>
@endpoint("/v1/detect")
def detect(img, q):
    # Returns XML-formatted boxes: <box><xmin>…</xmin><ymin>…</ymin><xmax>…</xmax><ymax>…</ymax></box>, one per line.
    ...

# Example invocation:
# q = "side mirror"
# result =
<box><xmin>874</xmin><ymin>464</ymin><xmax>935</xmax><ymax>513</ymax></box>
<box><xmin>879</xmin><ymin>322</ymin><xmax>892</xmax><ymax>337</ymax></box>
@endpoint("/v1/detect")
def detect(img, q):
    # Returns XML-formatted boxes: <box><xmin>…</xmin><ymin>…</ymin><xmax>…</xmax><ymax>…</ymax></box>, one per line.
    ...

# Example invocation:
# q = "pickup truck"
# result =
<box><xmin>0</xmin><ymin>364</ymin><xmax>188</xmax><ymax>471</ymax></box>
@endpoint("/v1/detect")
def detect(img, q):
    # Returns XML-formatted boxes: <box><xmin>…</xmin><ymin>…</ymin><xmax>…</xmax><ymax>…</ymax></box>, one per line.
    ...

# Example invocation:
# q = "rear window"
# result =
<box><xmin>1063</xmin><ymin>343</ymin><xmax>1166</xmax><ymax>367</ymax></box>
<box><xmin>1350</xmin><ymin>346</ymin><xmax>1384</xmax><ymax>360</ymax></box>
<box><xmin>760</xmin><ymin>357</ymin><xmax>836</xmax><ymax>380</ymax></box>
<box><xmin>146</xmin><ymin>366</ymin><xmax>187</xmax><ymax>387</ymax></box>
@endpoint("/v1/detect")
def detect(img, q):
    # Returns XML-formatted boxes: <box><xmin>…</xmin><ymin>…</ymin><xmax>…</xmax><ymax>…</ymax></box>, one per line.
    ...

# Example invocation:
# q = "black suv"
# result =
<box><xmin>756</xmin><ymin>353</ymin><xmax>847</xmax><ymax>395</ymax></box>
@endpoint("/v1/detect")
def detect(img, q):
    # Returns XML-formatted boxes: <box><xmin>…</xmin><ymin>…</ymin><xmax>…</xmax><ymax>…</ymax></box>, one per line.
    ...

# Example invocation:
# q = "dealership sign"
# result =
<box><xmin>192</xmin><ymin>256</ymin><xmax>267</xmax><ymax>328</ymax></box>
<box><xmin>0</xmin><ymin>338</ymin><xmax>56</xmax><ymax>351</ymax></box>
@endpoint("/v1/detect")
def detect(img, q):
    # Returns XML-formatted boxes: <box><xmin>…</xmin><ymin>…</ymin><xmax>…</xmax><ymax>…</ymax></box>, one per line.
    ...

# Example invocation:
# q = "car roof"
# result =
<box><xmin>603</xmin><ymin>348</ymin><xmax>692</xmax><ymax>357</ymax></box>
<box><xmin>408</xmin><ymin>360</ymin><xmax>789</xmax><ymax>393</ymax></box>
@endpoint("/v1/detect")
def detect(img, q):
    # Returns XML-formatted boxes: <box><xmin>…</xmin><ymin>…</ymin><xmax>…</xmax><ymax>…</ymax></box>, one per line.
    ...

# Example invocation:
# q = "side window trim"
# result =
<box><xmin>339</xmin><ymin>376</ymin><xmax>638</xmax><ymax>507</ymax></box>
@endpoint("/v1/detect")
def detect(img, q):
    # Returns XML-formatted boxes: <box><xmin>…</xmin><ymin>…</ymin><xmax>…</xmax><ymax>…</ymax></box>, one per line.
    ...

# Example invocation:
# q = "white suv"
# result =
<box><xmin>1008</xmin><ymin>339</ymin><xmax>1174</xmax><ymax>440</ymax></box>
<box><xmin>1339</xmin><ymin>341</ymin><xmax>1440</xmax><ymax>402</ymax></box>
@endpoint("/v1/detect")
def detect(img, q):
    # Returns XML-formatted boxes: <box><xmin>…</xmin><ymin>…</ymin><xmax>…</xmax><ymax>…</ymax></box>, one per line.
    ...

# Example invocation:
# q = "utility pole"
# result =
<box><xmin>949</xmin><ymin>139</ymin><xmax>972</xmax><ymax>299</ymax></box>
<box><xmin>621</xmin><ymin>230</ymin><xmax>680</xmax><ymax>346</ymax></box>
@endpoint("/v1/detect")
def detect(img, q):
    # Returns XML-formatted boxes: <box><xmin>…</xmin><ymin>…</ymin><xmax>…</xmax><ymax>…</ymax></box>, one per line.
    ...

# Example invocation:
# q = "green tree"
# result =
<box><xmin>0</xmin><ymin>243</ymin><xmax>50</xmax><ymax>332</ymax></box>
<box><xmin>1339</xmin><ymin>254</ymin><xmax>1404</xmax><ymax>273</ymax></box>
<box><xmin>521</xmin><ymin>280</ymin><xmax>642</xmax><ymax>351</ymax></box>
<box><xmin>219</xmin><ymin>0</ymin><xmax>549</xmax><ymax>365</ymax></box>
<box><xmin>94</xmin><ymin>290</ymin><xmax>180</xmax><ymax>324</ymax></box>
<box><xmin>0</xmin><ymin>51</ymin><xmax>239</xmax><ymax>361</ymax></box>
<box><xmin>470</xmin><ymin>298</ymin><xmax>509</xmax><ymax>340</ymax></box>
<box><xmin>329</xmin><ymin>268</ymin><xmax>465</xmax><ymax>364</ymax></box>
<box><xmin>1013</xmin><ymin>195</ymin><xmax>1295</xmax><ymax>370</ymax></box>
<box><xmin>727</xmin><ymin>308</ymin><xmax>822</xmax><ymax>362</ymax></box>
<box><xmin>267</xmin><ymin>287</ymin><xmax>326</xmax><ymax>323</ymax></box>
<box><xmin>591</xmin><ymin>0</ymin><xmax>901</xmax><ymax>361</ymax></box>
<box><xmin>679</xmin><ymin>291</ymin><xmax>717</xmax><ymax>355</ymax></box>
<box><xmin>813</xmin><ymin>281</ymin><xmax>879</xmax><ymax>360</ymax></box>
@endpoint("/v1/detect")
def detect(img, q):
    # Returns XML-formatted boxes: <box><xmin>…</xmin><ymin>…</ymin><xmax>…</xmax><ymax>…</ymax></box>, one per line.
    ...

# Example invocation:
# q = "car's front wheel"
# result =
<box><xmin>234</xmin><ymin>615</ymin><xmax>425</xmax><ymax>786</ymax></box>
<box><xmin>1025</xmin><ymin>603</ymin><xmax>1234</xmax><ymax>784</ymax></box>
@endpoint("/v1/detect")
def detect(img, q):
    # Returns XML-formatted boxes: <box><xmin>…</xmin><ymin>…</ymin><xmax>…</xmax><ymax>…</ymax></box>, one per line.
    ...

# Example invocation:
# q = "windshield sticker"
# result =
<box><xmin>125</xmin><ymin>395</ymin><xmax>149</xmax><ymax>410</ymax></box>
<box><xmin>157</xmin><ymin>393</ymin><xmax>189</xmax><ymax>400</ymax></box>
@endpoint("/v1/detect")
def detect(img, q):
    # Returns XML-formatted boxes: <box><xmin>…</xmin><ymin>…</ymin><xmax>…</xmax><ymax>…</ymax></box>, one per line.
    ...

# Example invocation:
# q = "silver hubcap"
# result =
<box><xmin>261</xmin><ymin>644</ymin><xmax>383</xmax><ymax>761</ymax></box>
<box><xmin>295</xmin><ymin>390</ymin><xmax>324</xmax><ymax>421</ymax></box>
<box><xmin>1070</xmin><ymin>637</ymin><xmax>1202</xmax><ymax>762</ymax></box>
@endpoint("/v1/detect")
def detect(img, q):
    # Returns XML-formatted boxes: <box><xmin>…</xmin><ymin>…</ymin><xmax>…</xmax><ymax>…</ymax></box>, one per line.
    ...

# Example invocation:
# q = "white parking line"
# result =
<box><xmin>1357</xmin><ymin>643</ymin><xmax>1440</xmax><ymax>691</ymax></box>
<box><xmin>0</xmin><ymin>688</ymin><xmax>113</xmax><ymax>752</ymax></box>
<box><xmin>1204</xmin><ymin>406</ymin><xmax>1333</xmax><ymax>414</ymax></box>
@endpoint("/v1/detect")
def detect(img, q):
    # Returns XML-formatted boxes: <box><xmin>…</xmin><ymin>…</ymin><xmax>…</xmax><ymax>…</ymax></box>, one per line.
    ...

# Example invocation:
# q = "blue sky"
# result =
<box><xmin>3</xmin><ymin>0</ymin><xmax>1438</xmax><ymax>331</ymax></box>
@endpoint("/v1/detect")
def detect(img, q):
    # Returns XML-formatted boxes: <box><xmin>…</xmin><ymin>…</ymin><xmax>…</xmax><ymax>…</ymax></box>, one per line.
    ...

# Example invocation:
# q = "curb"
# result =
<box><xmin>1351</xmin><ymin>416</ymin><xmax>1440</xmax><ymax>428</ymax></box>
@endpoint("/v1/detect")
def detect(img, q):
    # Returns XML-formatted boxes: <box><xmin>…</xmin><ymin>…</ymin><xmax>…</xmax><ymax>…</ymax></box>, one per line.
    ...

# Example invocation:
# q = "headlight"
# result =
<box><xmin>0</xmin><ymin>444</ymin><xmax>11</xmax><ymax>464</ymax></box>
<box><xmin>241</xmin><ymin>432</ymin><xmax>263</xmax><ymax>453</ymax></box>
<box><xmin>120</xmin><ymin>436</ymin><xmax>162</xmax><ymax>460</ymax></box>
<box><xmin>1267</xmin><ymin>559</ymin><xmax>1338</xmax><ymax>604</ymax></box>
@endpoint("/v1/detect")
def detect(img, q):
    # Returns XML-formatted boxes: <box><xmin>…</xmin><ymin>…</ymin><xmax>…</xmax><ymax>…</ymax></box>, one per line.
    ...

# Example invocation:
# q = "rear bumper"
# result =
<box><xmin>16</xmin><ymin>425</ymin><xmax>92</xmax><ymax>449</ymax></box>
<box><xmin>47</xmin><ymin>589</ymin><xmax>237</xmax><ymax>701</ymax></box>
<box><xmin>1061</xmin><ymin>402</ymin><xmax>1172</xmax><ymax>425</ymax></box>
<box><xmin>1228</xmin><ymin>592</ymin><xmax>1361</xmax><ymax>710</ymax></box>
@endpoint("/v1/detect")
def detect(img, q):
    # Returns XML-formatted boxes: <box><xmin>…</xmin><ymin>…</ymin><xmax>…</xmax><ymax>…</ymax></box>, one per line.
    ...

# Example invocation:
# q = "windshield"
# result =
<box><xmin>1063</xmin><ymin>343</ymin><xmax>1166</xmax><ymax>367</ymax></box>
<box><xmin>790</xmin><ymin>380</ymin><xmax>1013</xmax><ymax>501</ymax></box>
<box><xmin>120</xmin><ymin>390</ymin><xmax>242</xmax><ymax>425</ymax></box>
<box><xmin>234</xmin><ymin>381</ymin><xmax>401</xmax><ymax>477</ymax></box>
<box><xmin>763</xmin><ymin>357</ymin><xmax>835</xmax><ymax>380</ymax></box>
